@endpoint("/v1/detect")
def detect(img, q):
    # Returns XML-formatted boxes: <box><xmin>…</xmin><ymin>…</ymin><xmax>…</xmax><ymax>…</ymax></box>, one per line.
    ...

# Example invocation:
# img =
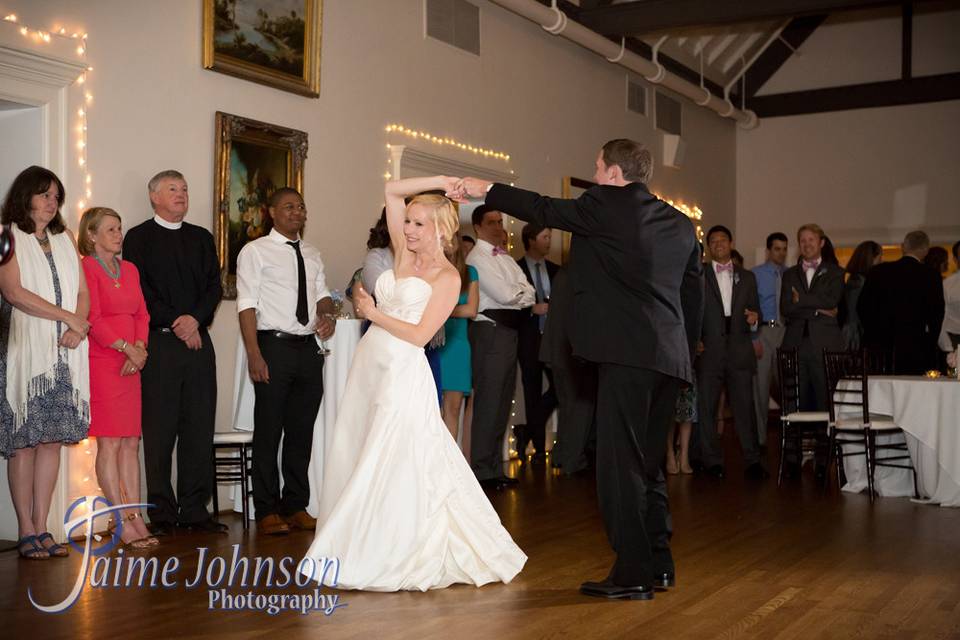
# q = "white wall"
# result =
<box><xmin>0</xmin><ymin>104</ymin><xmax>43</xmax><ymax>194</ymax></box>
<box><xmin>7</xmin><ymin>0</ymin><xmax>737</xmax><ymax>433</ymax></box>
<box><xmin>738</xmin><ymin>4</ymin><xmax>960</xmax><ymax>265</ymax></box>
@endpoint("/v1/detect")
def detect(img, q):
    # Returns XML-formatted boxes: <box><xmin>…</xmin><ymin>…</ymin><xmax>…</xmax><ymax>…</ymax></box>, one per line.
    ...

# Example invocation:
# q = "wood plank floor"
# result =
<box><xmin>4</xmin><ymin>436</ymin><xmax>960</xmax><ymax>640</ymax></box>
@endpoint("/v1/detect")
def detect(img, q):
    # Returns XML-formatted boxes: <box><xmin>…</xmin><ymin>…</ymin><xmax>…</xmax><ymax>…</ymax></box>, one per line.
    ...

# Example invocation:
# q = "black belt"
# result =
<box><xmin>257</xmin><ymin>330</ymin><xmax>313</xmax><ymax>343</ymax></box>
<box><xmin>480</xmin><ymin>308</ymin><xmax>526</xmax><ymax>331</ymax></box>
<box><xmin>761</xmin><ymin>320</ymin><xmax>781</xmax><ymax>327</ymax></box>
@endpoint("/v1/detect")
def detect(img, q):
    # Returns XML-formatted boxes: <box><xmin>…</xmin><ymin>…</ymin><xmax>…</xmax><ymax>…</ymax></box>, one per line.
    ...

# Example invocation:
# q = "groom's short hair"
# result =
<box><xmin>601</xmin><ymin>139</ymin><xmax>653</xmax><ymax>183</ymax></box>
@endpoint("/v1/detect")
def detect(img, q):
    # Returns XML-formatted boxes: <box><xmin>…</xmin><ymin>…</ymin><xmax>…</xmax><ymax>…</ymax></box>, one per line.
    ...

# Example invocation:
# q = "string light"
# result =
<box><xmin>384</xmin><ymin>123</ymin><xmax>511</xmax><ymax>161</ymax></box>
<box><xmin>654</xmin><ymin>193</ymin><xmax>705</xmax><ymax>242</ymax></box>
<box><xmin>3</xmin><ymin>15</ymin><xmax>93</xmax><ymax>217</ymax></box>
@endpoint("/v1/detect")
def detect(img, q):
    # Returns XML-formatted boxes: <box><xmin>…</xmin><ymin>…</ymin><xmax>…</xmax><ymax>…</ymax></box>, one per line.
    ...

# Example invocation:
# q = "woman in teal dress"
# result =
<box><xmin>439</xmin><ymin>237</ymin><xmax>478</xmax><ymax>458</ymax></box>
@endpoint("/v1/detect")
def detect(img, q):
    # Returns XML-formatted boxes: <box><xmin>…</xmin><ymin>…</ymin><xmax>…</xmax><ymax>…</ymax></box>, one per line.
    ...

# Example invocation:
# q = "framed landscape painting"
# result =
<box><xmin>203</xmin><ymin>0</ymin><xmax>322</xmax><ymax>97</ymax></box>
<box><xmin>214</xmin><ymin>111</ymin><xmax>308</xmax><ymax>299</ymax></box>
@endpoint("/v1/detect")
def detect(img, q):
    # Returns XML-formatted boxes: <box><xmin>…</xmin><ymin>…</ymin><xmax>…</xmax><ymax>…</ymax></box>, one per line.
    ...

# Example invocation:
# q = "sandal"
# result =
<box><xmin>36</xmin><ymin>532</ymin><xmax>69</xmax><ymax>557</ymax></box>
<box><xmin>17</xmin><ymin>535</ymin><xmax>50</xmax><ymax>560</ymax></box>
<box><xmin>126</xmin><ymin>512</ymin><xmax>159</xmax><ymax>547</ymax></box>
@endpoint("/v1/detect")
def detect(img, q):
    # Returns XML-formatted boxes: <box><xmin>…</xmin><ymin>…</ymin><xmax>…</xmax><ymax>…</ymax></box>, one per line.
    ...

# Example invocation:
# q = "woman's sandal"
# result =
<box><xmin>125</xmin><ymin>512</ymin><xmax>159</xmax><ymax>547</ymax></box>
<box><xmin>36</xmin><ymin>532</ymin><xmax>69</xmax><ymax>557</ymax></box>
<box><xmin>17</xmin><ymin>535</ymin><xmax>50</xmax><ymax>560</ymax></box>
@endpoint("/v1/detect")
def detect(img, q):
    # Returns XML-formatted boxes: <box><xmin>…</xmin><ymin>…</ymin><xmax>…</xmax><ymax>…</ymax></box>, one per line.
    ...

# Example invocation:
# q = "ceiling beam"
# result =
<box><xmin>738</xmin><ymin>14</ymin><xmax>827</xmax><ymax>99</ymax></box>
<box><xmin>747</xmin><ymin>72</ymin><xmax>960</xmax><ymax>117</ymax></box>
<box><xmin>577</xmin><ymin>0</ymin><xmax>917</xmax><ymax>36</ymax></box>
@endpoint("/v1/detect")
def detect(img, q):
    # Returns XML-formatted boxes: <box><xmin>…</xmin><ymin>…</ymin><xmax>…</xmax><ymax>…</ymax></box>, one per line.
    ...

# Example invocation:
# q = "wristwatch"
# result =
<box><xmin>485</xmin><ymin>182</ymin><xmax>494</xmax><ymax>194</ymax></box>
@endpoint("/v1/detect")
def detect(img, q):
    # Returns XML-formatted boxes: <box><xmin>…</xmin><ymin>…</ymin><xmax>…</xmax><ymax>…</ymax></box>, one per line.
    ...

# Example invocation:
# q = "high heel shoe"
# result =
<box><xmin>125</xmin><ymin>512</ymin><xmax>159</xmax><ymax>547</ymax></box>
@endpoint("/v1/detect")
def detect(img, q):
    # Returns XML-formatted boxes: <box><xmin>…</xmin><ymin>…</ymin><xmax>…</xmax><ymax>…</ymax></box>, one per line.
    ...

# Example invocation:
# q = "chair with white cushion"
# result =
<box><xmin>823</xmin><ymin>349</ymin><xmax>917</xmax><ymax>502</ymax></box>
<box><xmin>775</xmin><ymin>348</ymin><xmax>830</xmax><ymax>486</ymax></box>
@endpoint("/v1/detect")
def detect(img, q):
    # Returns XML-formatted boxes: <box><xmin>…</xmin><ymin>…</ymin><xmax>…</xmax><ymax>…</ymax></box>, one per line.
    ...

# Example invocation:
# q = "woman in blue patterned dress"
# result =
<box><xmin>0</xmin><ymin>166</ymin><xmax>91</xmax><ymax>559</ymax></box>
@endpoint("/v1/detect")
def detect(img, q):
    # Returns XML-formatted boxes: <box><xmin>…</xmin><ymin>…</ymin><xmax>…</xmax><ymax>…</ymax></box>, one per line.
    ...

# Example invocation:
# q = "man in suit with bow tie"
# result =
<box><xmin>780</xmin><ymin>223</ymin><xmax>844</xmax><ymax>477</ymax></box>
<box><xmin>697</xmin><ymin>225</ymin><xmax>766</xmax><ymax>480</ymax></box>
<box><xmin>457</xmin><ymin>138</ymin><xmax>703</xmax><ymax>601</ymax></box>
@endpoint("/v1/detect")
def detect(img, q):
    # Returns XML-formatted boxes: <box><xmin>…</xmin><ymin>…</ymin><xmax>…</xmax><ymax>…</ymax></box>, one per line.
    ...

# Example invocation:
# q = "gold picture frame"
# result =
<box><xmin>203</xmin><ymin>0</ymin><xmax>322</xmax><ymax>97</ymax></box>
<box><xmin>214</xmin><ymin>111</ymin><xmax>308</xmax><ymax>299</ymax></box>
<box><xmin>560</xmin><ymin>176</ymin><xmax>596</xmax><ymax>264</ymax></box>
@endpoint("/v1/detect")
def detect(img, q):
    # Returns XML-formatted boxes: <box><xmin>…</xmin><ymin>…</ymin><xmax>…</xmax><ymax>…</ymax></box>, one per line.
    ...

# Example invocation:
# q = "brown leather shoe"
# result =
<box><xmin>283</xmin><ymin>511</ymin><xmax>317</xmax><ymax>530</ymax></box>
<box><xmin>257</xmin><ymin>514</ymin><xmax>290</xmax><ymax>536</ymax></box>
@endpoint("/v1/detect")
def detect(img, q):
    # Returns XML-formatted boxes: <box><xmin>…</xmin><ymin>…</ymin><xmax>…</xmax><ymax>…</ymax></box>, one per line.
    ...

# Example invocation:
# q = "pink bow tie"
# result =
<box><xmin>803</xmin><ymin>259</ymin><xmax>821</xmax><ymax>271</ymax></box>
<box><xmin>715</xmin><ymin>262</ymin><xmax>733</xmax><ymax>273</ymax></box>
<box><xmin>492</xmin><ymin>246</ymin><xmax>507</xmax><ymax>257</ymax></box>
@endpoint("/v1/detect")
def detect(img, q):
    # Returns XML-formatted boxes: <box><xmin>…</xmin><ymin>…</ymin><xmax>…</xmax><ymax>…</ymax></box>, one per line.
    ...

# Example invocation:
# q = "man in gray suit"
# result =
<box><xmin>697</xmin><ymin>225</ymin><xmax>767</xmax><ymax>480</ymax></box>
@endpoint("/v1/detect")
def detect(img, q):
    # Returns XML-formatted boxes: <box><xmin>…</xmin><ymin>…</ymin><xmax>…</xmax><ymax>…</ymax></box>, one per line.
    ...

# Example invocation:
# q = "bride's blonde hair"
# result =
<box><xmin>407</xmin><ymin>194</ymin><xmax>459</xmax><ymax>253</ymax></box>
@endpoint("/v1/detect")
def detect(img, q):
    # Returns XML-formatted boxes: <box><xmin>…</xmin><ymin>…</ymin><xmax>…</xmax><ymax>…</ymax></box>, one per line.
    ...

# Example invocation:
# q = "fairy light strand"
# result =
<box><xmin>384</xmin><ymin>123</ymin><xmax>511</xmax><ymax>161</ymax></box>
<box><xmin>3</xmin><ymin>14</ymin><xmax>92</xmax><ymax>217</ymax></box>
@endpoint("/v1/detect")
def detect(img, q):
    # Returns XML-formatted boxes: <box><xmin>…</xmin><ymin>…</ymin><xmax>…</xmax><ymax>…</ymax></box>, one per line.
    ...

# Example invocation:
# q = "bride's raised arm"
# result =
<box><xmin>384</xmin><ymin>176</ymin><xmax>461</xmax><ymax>257</ymax></box>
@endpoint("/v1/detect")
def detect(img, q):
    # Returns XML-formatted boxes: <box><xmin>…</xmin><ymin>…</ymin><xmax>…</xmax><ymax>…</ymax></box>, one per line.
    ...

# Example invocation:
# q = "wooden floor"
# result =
<box><xmin>5</xmin><ymin>433</ymin><xmax>960</xmax><ymax>640</ymax></box>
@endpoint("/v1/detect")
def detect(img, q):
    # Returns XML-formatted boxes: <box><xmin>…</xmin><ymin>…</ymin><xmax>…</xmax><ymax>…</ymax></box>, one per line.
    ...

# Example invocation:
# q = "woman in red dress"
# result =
<box><xmin>79</xmin><ymin>207</ymin><xmax>156</xmax><ymax>548</ymax></box>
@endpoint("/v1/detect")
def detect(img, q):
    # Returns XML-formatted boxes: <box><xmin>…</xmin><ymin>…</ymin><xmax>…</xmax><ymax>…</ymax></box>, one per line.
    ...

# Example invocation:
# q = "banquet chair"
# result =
<box><xmin>211</xmin><ymin>431</ymin><xmax>254</xmax><ymax>530</ymax></box>
<box><xmin>823</xmin><ymin>349</ymin><xmax>917</xmax><ymax>502</ymax></box>
<box><xmin>775</xmin><ymin>348</ymin><xmax>830</xmax><ymax>486</ymax></box>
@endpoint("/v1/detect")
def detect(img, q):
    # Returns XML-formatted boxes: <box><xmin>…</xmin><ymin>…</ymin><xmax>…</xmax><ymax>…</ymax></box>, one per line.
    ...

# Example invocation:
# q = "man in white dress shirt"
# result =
<box><xmin>236</xmin><ymin>188</ymin><xmax>336</xmax><ymax>536</ymax></box>
<box><xmin>466</xmin><ymin>205</ymin><xmax>536</xmax><ymax>488</ymax></box>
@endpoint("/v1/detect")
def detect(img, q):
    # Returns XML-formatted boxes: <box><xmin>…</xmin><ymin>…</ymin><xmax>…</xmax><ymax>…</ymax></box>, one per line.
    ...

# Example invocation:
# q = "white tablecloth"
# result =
<box><xmin>838</xmin><ymin>375</ymin><xmax>960</xmax><ymax>506</ymax></box>
<box><xmin>230</xmin><ymin>320</ymin><xmax>363</xmax><ymax>517</ymax></box>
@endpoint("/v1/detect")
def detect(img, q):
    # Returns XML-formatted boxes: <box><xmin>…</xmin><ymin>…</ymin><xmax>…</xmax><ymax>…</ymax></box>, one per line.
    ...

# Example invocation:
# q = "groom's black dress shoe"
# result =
<box><xmin>580</xmin><ymin>579</ymin><xmax>655</xmax><ymax>601</ymax></box>
<box><xmin>654</xmin><ymin>572</ymin><xmax>675</xmax><ymax>588</ymax></box>
<box><xmin>177</xmin><ymin>518</ymin><xmax>228</xmax><ymax>534</ymax></box>
<box><xmin>479</xmin><ymin>476</ymin><xmax>519</xmax><ymax>490</ymax></box>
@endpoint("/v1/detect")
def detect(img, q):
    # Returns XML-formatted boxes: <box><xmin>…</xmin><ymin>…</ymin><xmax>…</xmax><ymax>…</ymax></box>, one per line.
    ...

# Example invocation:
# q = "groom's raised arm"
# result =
<box><xmin>461</xmin><ymin>179</ymin><xmax>600</xmax><ymax>236</ymax></box>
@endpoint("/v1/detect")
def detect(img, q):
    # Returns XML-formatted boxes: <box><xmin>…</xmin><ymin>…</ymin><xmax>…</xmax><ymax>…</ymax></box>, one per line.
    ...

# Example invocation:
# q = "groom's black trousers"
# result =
<box><xmin>251</xmin><ymin>333</ymin><xmax>324</xmax><ymax>519</ymax></box>
<box><xmin>595</xmin><ymin>363</ymin><xmax>680</xmax><ymax>587</ymax></box>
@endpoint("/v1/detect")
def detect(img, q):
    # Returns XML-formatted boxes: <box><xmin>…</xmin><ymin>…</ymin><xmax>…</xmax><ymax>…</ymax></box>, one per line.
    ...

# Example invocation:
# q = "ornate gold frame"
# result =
<box><xmin>203</xmin><ymin>0</ymin><xmax>322</xmax><ymax>97</ymax></box>
<box><xmin>560</xmin><ymin>176</ymin><xmax>596</xmax><ymax>264</ymax></box>
<box><xmin>214</xmin><ymin>111</ymin><xmax>308</xmax><ymax>299</ymax></box>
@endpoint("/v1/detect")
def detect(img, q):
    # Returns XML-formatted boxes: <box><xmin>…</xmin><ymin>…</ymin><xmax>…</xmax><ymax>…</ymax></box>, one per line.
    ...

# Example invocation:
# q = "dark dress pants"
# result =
<box><xmin>251</xmin><ymin>333</ymin><xmax>324</xmax><ymax>519</ymax></box>
<box><xmin>596</xmin><ymin>363</ymin><xmax>680</xmax><ymax>587</ymax></box>
<box><xmin>518</xmin><ymin>330</ymin><xmax>557</xmax><ymax>456</ymax></box>
<box><xmin>141</xmin><ymin>329</ymin><xmax>217</xmax><ymax>525</ymax></box>
<box><xmin>468</xmin><ymin>321</ymin><xmax>518</xmax><ymax>481</ymax></box>
<box><xmin>550</xmin><ymin>358</ymin><xmax>597</xmax><ymax>473</ymax></box>
<box><xmin>698</xmin><ymin>361</ymin><xmax>760</xmax><ymax>468</ymax></box>
<box><xmin>797</xmin><ymin>339</ymin><xmax>829</xmax><ymax>466</ymax></box>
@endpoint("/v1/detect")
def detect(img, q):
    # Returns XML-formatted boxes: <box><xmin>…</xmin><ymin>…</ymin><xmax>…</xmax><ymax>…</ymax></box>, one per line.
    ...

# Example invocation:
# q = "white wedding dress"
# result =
<box><xmin>301</xmin><ymin>269</ymin><xmax>527</xmax><ymax>591</ymax></box>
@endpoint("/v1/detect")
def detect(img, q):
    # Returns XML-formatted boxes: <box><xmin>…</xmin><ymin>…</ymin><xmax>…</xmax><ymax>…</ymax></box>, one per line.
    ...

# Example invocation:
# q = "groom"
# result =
<box><xmin>458</xmin><ymin>139</ymin><xmax>703</xmax><ymax>600</ymax></box>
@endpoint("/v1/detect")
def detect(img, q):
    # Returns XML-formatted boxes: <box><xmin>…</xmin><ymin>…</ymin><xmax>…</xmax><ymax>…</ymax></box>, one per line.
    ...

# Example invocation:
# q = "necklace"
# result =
<box><xmin>36</xmin><ymin>232</ymin><xmax>50</xmax><ymax>248</ymax></box>
<box><xmin>95</xmin><ymin>255</ymin><xmax>122</xmax><ymax>288</ymax></box>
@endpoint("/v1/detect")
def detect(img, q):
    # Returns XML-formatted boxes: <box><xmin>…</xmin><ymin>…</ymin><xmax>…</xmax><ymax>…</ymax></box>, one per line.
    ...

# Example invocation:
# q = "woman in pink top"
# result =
<box><xmin>79</xmin><ymin>207</ymin><xmax>156</xmax><ymax>549</ymax></box>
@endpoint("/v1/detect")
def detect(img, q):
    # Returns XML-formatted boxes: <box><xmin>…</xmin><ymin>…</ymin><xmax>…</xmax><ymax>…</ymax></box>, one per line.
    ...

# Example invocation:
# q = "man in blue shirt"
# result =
<box><xmin>751</xmin><ymin>232</ymin><xmax>788</xmax><ymax>447</ymax></box>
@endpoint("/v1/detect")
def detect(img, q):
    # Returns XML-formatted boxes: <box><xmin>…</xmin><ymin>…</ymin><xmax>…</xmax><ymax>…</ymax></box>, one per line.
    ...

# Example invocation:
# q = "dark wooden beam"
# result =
<box><xmin>577</xmin><ymin>0</ymin><xmax>911</xmax><ymax>35</ymax></box>
<box><xmin>902</xmin><ymin>1</ymin><xmax>913</xmax><ymax>79</ymax></box>
<box><xmin>747</xmin><ymin>72</ymin><xmax>960</xmax><ymax>117</ymax></box>
<box><xmin>532</xmin><ymin>0</ymin><xmax>728</xmax><ymax>99</ymax></box>
<box><xmin>738</xmin><ymin>15</ymin><xmax>827</xmax><ymax>100</ymax></box>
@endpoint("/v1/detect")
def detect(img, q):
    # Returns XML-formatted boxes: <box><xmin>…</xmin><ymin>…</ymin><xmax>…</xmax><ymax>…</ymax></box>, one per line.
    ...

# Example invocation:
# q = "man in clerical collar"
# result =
<box><xmin>123</xmin><ymin>170</ymin><xmax>224</xmax><ymax>535</ymax></box>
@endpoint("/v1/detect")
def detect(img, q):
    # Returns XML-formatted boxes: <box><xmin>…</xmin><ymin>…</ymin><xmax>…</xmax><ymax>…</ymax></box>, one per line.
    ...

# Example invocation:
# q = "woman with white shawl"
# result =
<box><xmin>0</xmin><ymin>166</ymin><xmax>92</xmax><ymax>560</ymax></box>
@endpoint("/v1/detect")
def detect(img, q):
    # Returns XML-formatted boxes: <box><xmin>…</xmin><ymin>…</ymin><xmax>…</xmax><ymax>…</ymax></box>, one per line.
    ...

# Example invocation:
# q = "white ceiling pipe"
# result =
<box><xmin>491</xmin><ymin>0</ymin><xmax>759</xmax><ymax>128</ymax></box>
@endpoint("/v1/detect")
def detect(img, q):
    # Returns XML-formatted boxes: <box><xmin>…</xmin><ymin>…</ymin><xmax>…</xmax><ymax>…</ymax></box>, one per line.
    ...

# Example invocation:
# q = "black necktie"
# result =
<box><xmin>287</xmin><ymin>240</ymin><xmax>308</xmax><ymax>326</ymax></box>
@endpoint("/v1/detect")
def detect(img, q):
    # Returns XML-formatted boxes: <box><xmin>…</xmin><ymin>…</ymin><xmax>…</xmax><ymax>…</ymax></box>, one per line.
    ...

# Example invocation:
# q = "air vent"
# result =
<box><xmin>626</xmin><ymin>78</ymin><xmax>647</xmax><ymax>116</ymax></box>
<box><xmin>655</xmin><ymin>90</ymin><xmax>682</xmax><ymax>135</ymax></box>
<box><xmin>426</xmin><ymin>0</ymin><xmax>480</xmax><ymax>56</ymax></box>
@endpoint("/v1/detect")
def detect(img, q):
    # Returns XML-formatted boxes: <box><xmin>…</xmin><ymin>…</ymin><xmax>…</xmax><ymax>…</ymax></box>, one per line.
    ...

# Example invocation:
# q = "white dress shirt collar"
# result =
<box><xmin>268</xmin><ymin>228</ymin><xmax>300</xmax><ymax>244</ymax></box>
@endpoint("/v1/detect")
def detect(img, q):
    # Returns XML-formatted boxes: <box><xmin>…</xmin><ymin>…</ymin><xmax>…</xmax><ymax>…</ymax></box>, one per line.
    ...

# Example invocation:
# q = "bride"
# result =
<box><xmin>301</xmin><ymin>176</ymin><xmax>526</xmax><ymax>591</ymax></box>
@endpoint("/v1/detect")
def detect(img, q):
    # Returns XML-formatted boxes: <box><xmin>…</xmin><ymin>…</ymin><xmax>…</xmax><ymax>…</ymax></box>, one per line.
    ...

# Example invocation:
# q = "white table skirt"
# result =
<box><xmin>230</xmin><ymin>321</ymin><xmax>363</xmax><ymax>518</ymax></box>
<box><xmin>838</xmin><ymin>376</ymin><xmax>960</xmax><ymax>506</ymax></box>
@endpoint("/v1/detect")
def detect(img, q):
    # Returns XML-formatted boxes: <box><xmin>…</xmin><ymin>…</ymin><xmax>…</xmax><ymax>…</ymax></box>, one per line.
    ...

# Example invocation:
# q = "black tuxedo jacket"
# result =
<box><xmin>857</xmin><ymin>256</ymin><xmax>945</xmax><ymax>372</ymax></box>
<box><xmin>780</xmin><ymin>260</ymin><xmax>844</xmax><ymax>351</ymax></box>
<box><xmin>699</xmin><ymin>264</ymin><xmax>760</xmax><ymax>372</ymax></box>
<box><xmin>486</xmin><ymin>182</ymin><xmax>703</xmax><ymax>383</ymax></box>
